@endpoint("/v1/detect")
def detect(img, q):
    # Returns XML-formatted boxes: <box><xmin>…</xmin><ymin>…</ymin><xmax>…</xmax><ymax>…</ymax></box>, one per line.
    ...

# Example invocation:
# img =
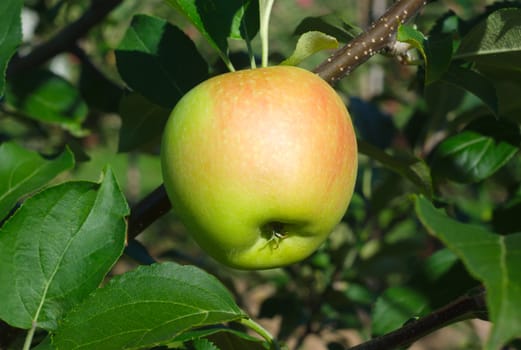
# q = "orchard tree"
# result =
<box><xmin>1</xmin><ymin>0</ymin><xmax>521</xmax><ymax>349</ymax></box>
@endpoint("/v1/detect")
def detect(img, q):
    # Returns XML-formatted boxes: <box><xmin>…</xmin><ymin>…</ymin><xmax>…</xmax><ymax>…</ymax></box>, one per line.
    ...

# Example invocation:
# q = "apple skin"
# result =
<box><xmin>161</xmin><ymin>66</ymin><xmax>357</xmax><ymax>269</ymax></box>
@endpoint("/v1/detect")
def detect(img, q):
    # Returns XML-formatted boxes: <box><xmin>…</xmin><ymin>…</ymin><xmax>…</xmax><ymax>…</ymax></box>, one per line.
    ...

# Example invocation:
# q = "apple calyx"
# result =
<box><xmin>261</xmin><ymin>221</ymin><xmax>288</xmax><ymax>249</ymax></box>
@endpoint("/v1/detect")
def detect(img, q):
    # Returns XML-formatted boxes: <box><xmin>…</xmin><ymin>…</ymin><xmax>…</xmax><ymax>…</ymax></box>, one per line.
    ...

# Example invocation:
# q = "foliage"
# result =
<box><xmin>1</xmin><ymin>0</ymin><xmax>521</xmax><ymax>349</ymax></box>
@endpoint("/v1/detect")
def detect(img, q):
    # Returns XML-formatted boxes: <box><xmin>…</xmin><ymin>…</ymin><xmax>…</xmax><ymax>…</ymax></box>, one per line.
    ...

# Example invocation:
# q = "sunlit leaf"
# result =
<box><xmin>0</xmin><ymin>142</ymin><xmax>74</xmax><ymax>220</ymax></box>
<box><xmin>52</xmin><ymin>262</ymin><xmax>246</xmax><ymax>350</ymax></box>
<box><xmin>0</xmin><ymin>168</ymin><xmax>128</xmax><ymax>330</ymax></box>
<box><xmin>415</xmin><ymin>196</ymin><xmax>521</xmax><ymax>350</ymax></box>
<box><xmin>280</xmin><ymin>31</ymin><xmax>338</xmax><ymax>66</ymax></box>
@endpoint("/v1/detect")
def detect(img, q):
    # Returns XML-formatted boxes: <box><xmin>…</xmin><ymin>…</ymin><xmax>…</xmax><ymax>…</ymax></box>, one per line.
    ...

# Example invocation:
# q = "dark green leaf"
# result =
<box><xmin>163</xmin><ymin>0</ymin><xmax>259</xmax><ymax>58</ymax></box>
<box><xmin>0</xmin><ymin>0</ymin><xmax>22</xmax><ymax>96</ymax></box>
<box><xmin>293</xmin><ymin>14</ymin><xmax>361</xmax><ymax>43</ymax></box>
<box><xmin>372</xmin><ymin>286</ymin><xmax>429</xmax><ymax>336</ymax></box>
<box><xmin>5</xmin><ymin>69</ymin><xmax>88</xmax><ymax>136</ymax></box>
<box><xmin>116</xmin><ymin>14</ymin><xmax>208</xmax><ymax>109</ymax></box>
<box><xmin>492</xmin><ymin>196</ymin><xmax>521</xmax><ymax>234</ymax></box>
<box><xmin>350</xmin><ymin>97</ymin><xmax>397</xmax><ymax>149</ymax></box>
<box><xmin>413</xmin><ymin>248</ymin><xmax>479</xmax><ymax>309</ymax></box>
<box><xmin>415</xmin><ymin>196</ymin><xmax>521</xmax><ymax>349</ymax></box>
<box><xmin>52</xmin><ymin>262</ymin><xmax>246</xmax><ymax>350</ymax></box>
<box><xmin>0</xmin><ymin>168</ymin><xmax>128</xmax><ymax>330</ymax></box>
<box><xmin>441</xmin><ymin>65</ymin><xmax>498</xmax><ymax>115</ymax></box>
<box><xmin>452</xmin><ymin>8</ymin><xmax>521</xmax><ymax>123</ymax></box>
<box><xmin>118</xmin><ymin>92</ymin><xmax>170</xmax><ymax>153</ymax></box>
<box><xmin>79</xmin><ymin>60</ymin><xmax>123</xmax><ymax>114</ymax></box>
<box><xmin>431</xmin><ymin>129</ymin><xmax>518</xmax><ymax>183</ymax></box>
<box><xmin>457</xmin><ymin>8</ymin><xmax>521</xmax><ymax>71</ymax></box>
<box><xmin>358</xmin><ymin>139</ymin><xmax>433</xmax><ymax>197</ymax></box>
<box><xmin>0</xmin><ymin>142</ymin><xmax>74</xmax><ymax>220</ymax></box>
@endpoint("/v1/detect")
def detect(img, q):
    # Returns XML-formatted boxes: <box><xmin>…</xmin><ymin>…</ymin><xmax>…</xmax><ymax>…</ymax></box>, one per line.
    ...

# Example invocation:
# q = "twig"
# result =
<box><xmin>314</xmin><ymin>0</ymin><xmax>429</xmax><ymax>83</ymax></box>
<box><xmin>127</xmin><ymin>185</ymin><xmax>171</xmax><ymax>241</ymax></box>
<box><xmin>7</xmin><ymin>0</ymin><xmax>122</xmax><ymax>78</ymax></box>
<box><xmin>348</xmin><ymin>287</ymin><xmax>488</xmax><ymax>350</ymax></box>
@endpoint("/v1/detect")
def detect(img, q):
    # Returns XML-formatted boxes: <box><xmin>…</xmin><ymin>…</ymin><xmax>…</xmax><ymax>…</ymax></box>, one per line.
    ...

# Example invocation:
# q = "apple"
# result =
<box><xmin>161</xmin><ymin>66</ymin><xmax>357</xmax><ymax>269</ymax></box>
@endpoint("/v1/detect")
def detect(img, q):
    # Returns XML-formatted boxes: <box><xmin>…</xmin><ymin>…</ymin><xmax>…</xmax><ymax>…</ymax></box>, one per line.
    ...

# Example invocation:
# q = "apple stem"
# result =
<box><xmin>238</xmin><ymin>317</ymin><xmax>281</xmax><ymax>350</ymax></box>
<box><xmin>259</xmin><ymin>0</ymin><xmax>275</xmax><ymax>67</ymax></box>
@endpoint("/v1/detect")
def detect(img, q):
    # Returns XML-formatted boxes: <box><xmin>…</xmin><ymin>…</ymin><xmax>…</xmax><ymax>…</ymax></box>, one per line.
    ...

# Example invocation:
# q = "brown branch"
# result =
<box><xmin>127</xmin><ymin>185</ymin><xmax>171</xmax><ymax>241</ymax></box>
<box><xmin>348</xmin><ymin>287</ymin><xmax>488</xmax><ymax>350</ymax></box>
<box><xmin>6</xmin><ymin>0</ymin><xmax>122</xmax><ymax>78</ymax></box>
<box><xmin>314</xmin><ymin>0</ymin><xmax>430</xmax><ymax>83</ymax></box>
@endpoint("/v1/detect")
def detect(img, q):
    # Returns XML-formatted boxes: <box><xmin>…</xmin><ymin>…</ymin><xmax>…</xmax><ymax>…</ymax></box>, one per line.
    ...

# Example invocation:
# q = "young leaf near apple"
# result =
<box><xmin>161</xmin><ymin>65</ymin><xmax>357</xmax><ymax>269</ymax></box>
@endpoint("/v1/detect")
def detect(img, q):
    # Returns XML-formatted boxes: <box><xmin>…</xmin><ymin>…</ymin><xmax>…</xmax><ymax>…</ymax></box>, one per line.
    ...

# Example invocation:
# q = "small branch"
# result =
<box><xmin>348</xmin><ymin>287</ymin><xmax>488</xmax><ymax>350</ymax></box>
<box><xmin>127</xmin><ymin>185</ymin><xmax>171</xmax><ymax>241</ymax></box>
<box><xmin>314</xmin><ymin>0</ymin><xmax>429</xmax><ymax>83</ymax></box>
<box><xmin>7</xmin><ymin>0</ymin><xmax>122</xmax><ymax>78</ymax></box>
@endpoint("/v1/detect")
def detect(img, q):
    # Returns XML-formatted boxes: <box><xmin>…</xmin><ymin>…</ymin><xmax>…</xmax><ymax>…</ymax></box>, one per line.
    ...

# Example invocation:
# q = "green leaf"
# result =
<box><xmin>78</xmin><ymin>60</ymin><xmax>123</xmax><ymax>114</ymax></box>
<box><xmin>0</xmin><ymin>168</ymin><xmax>128</xmax><ymax>330</ymax></box>
<box><xmin>0</xmin><ymin>0</ymin><xmax>22</xmax><ymax>97</ymax></box>
<box><xmin>52</xmin><ymin>262</ymin><xmax>246</xmax><ymax>350</ymax></box>
<box><xmin>192</xmin><ymin>338</ymin><xmax>220</xmax><ymax>350</ymax></box>
<box><xmin>0</xmin><ymin>142</ymin><xmax>74</xmax><ymax>220</ymax></box>
<box><xmin>415</xmin><ymin>196</ymin><xmax>521</xmax><ymax>349</ymax></box>
<box><xmin>456</xmin><ymin>8</ymin><xmax>521</xmax><ymax>71</ymax></box>
<box><xmin>280</xmin><ymin>31</ymin><xmax>338</xmax><ymax>66</ymax></box>
<box><xmin>174</xmin><ymin>325</ymin><xmax>267</xmax><ymax>347</ymax></box>
<box><xmin>358</xmin><ymin>139</ymin><xmax>433</xmax><ymax>197</ymax></box>
<box><xmin>116</xmin><ymin>14</ymin><xmax>209</xmax><ymax>109</ymax></box>
<box><xmin>118</xmin><ymin>92</ymin><xmax>170</xmax><ymax>153</ymax></box>
<box><xmin>163</xmin><ymin>0</ymin><xmax>259</xmax><ymax>63</ymax></box>
<box><xmin>5</xmin><ymin>69</ymin><xmax>88</xmax><ymax>136</ymax></box>
<box><xmin>372</xmin><ymin>286</ymin><xmax>430</xmax><ymax>336</ymax></box>
<box><xmin>293</xmin><ymin>14</ymin><xmax>361</xmax><ymax>43</ymax></box>
<box><xmin>397</xmin><ymin>24</ymin><xmax>452</xmax><ymax>84</ymax></box>
<box><xmin>397</xmin><ymin>24</ymin><xmax>427</xmax><ymax>57</ymax></box>
<box><xmin>441</xmin><ymin>65</ymin><xmax>498</xmax><ymax>115</ymax></box>
<box><xmin>431</xmin><ymin>130</ymin><xmax>518</xmax><ymax>183</ymax></box>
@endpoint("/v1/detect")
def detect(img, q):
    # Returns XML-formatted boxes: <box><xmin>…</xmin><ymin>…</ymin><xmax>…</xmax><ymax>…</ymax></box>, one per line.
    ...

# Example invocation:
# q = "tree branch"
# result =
<box><xmin>7</xmin><ymin>0</ymin><xmax>122</xmax><ymax>78</ymax></box>
<box><xmin>348</xmin><ymin>287</ymin><xmax>488</xmax><ymax>350</ymax></box>
<box><xmin>127</xmin><ymin>185</ymin><xmax>171</xmax><ymax>241</ymax></box>
<box><xmin>314</xmin><ymin>0</ymin><xmax>429</xmax><ymax>83</ymax></box>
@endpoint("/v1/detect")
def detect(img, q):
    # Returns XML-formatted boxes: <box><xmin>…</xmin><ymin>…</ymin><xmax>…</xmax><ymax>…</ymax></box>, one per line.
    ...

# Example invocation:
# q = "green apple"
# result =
<box><xmin>161</xmin><ymin>66</ymin><xmax>357</xmax><ymax>269</ymax></box>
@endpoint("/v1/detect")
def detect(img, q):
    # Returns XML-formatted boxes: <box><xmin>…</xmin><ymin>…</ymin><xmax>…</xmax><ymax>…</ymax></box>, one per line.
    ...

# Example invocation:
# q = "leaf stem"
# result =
<box><xmin>239</xmin><ymin>317</ymin><xmax>280</xmax><ymax>350</ymax></box>
<box><xmin>23</xmin><ymin>322</ymin><xmax>37</xmax><ymax>350</ymax></box>
<box><xmin>259</xmin><ymin>0</ymin><xmax>275</xmax><ymax>67</ymax></box>
<box><xmin>220</xmin><ymin>54</ymin><xmax>236</xmax><ymax>72</ymax></box>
